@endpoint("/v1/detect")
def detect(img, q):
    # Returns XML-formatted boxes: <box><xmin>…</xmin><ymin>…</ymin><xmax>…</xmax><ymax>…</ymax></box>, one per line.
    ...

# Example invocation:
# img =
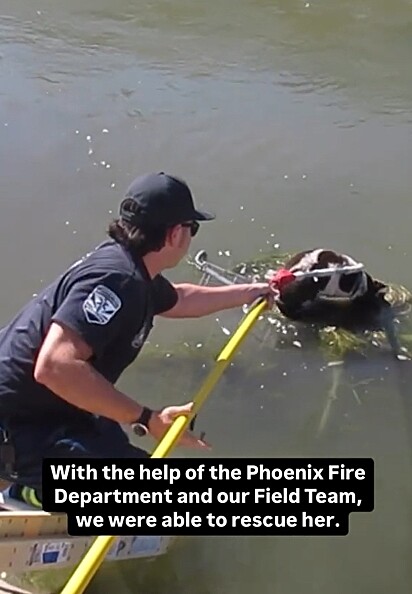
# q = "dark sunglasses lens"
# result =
<box><xmin>191</xmin><ymin>221</ymin><xmax>199</xmax><ymax>236</ymax></box>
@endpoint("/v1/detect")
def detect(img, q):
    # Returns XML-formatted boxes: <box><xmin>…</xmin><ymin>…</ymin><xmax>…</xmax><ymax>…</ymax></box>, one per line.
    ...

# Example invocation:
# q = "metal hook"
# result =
<box><xmin>193</xmin><ymin>249</ymin><xmax>208</xmax><ymax>269</ymax></box>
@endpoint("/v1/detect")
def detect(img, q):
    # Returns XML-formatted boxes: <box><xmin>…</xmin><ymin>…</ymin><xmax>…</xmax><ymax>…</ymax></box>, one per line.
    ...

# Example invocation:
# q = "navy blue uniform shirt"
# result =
<box><xmin>0</xmin><ymin>240</ymin><xmax>178</xmax><ymax>421</ymax></box>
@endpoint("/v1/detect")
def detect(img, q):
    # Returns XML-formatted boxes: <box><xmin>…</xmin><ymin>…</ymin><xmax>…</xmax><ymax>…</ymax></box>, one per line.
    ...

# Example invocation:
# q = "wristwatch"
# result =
<box><xmin>131</xmin><ymin>407</ymin><xmax>153</xmax><ymax>437</ymax></box>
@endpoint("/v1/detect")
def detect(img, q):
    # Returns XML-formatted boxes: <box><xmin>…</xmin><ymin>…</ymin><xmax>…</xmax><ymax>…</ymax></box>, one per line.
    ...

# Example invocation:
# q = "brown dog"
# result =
<box><xmin>274</xmin><ymin>248</ymin><xmax>390</xmax><ymax>331</ymax></box>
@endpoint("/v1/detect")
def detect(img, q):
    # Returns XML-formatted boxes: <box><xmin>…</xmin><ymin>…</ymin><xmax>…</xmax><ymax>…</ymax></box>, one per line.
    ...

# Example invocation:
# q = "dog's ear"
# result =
<box><xmin>277</xmin><ymin>277</ymin><xmax>321</xmax><ymax>318</ymax></box>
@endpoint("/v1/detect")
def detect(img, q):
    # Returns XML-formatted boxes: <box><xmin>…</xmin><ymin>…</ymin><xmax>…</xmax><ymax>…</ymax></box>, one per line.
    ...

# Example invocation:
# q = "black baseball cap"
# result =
<box><xmin>119</xmin><ymin>172</ymin><xmax>215</xmax><ymax>226</ymax></box>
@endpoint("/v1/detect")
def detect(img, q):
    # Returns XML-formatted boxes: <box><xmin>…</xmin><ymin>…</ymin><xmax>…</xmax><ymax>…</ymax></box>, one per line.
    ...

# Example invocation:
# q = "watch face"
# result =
<box><xmin>132</xmin><ymin>423</ymin><xmax>148</xmax><ymax>437</ymax></box>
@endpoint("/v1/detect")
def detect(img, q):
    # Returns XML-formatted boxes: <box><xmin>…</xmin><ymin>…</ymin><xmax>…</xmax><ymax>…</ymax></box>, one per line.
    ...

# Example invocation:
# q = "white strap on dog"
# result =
<box><xmin>264</xmin><ymin>262</ymin><xmax>365</xmax><ymax>281</ymax></box>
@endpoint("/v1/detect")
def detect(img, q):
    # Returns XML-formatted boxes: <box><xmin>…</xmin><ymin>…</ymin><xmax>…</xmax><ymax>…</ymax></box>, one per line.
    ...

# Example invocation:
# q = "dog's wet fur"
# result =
<box><xmin>274</xmin><ymin>249</ymin><xmax>392</xmax><ymax>332</ymax></box>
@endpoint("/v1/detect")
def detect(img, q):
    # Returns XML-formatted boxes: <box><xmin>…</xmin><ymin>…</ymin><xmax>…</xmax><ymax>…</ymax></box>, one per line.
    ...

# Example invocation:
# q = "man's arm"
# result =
<box><xmin>34</xmin><ymin>321</ymin><xmax>145</xmax><ymax>423</ymax></box>
<box><xmin>159</xmin><ymin>282</ymin><xmax>272</xmax><ymax>318</ymax></box>
<box><xmin>34</xmin><ymin>322</ymin><xmax>208</xmax><ymax>449</ymax></box>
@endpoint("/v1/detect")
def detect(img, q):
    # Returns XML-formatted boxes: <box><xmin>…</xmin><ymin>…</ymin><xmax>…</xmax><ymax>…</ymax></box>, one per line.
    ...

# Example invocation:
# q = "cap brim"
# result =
<box><xmin>193</xmin><ymin>209</ymin><xmax>215</xmax><ymax>221</ymax></box>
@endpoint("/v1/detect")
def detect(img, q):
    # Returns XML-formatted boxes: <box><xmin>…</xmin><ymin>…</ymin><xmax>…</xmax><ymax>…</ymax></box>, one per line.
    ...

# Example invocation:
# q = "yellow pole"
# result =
<box><xmin>151</xmin><ymin>297</ymin><xmax>267</xmax><ymax>458</ymax></box>
<box><xmin>60</xmin><ymin>297</ymin><xmax>268</xmax><ymax>594</ymax></box>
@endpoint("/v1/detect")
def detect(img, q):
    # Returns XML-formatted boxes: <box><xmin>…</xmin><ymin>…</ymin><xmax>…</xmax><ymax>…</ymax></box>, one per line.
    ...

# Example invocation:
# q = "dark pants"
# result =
<box><xmin>0</xmin><ymin>414</ymin><xmax>149</xmax><ymax>496</ymax></box>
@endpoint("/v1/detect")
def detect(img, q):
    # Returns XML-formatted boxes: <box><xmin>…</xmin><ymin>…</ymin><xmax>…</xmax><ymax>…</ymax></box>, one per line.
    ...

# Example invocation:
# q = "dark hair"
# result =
<box><xmin>107</xmin><ymin>200</ymin><xmax>169</xmax><ymax>259</ymax></box>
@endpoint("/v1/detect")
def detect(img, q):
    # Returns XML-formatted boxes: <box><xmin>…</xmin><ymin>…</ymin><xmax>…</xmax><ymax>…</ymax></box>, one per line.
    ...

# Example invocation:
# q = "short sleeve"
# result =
<box><xmin>51</xmin><ymin>272</ymin><xmax>136</xmax><ymax>357</ymax></box>
<box><xmin>151</xmin><ymin>274</ymin><xmax>178</xmax><ymax>315</ymax></box>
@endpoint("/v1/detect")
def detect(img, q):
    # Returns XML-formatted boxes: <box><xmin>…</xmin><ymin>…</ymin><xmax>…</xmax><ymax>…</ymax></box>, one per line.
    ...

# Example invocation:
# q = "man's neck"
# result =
<box><xmin>141</xmin><ymin>253</ymin><xmax>165</xmax><ymax>279</ymax></box>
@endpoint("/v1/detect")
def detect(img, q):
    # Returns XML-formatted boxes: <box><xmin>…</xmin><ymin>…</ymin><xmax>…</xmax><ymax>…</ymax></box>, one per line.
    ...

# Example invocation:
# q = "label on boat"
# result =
<box><xmin>28</xmin><ymin>541</ymin><xmax>70</xmax><ymax>566</ymax></box>
<box><xmin>106</xmin><ymin>535</ymin><xmax>164</xmax><ymax>559</ymax></box>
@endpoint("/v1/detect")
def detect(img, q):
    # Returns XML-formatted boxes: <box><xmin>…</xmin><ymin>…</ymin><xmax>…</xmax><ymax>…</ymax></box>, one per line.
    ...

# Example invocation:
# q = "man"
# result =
<box><xmin>0</xmin><ymin>171</ymin><xmax>272</xmax><ymax>507</ymax></box>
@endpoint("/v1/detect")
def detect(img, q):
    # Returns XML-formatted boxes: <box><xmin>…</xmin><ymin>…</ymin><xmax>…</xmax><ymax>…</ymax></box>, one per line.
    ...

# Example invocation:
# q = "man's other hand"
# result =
<box><xmin>149</xmin><ymin>402</ymin><xmax>210</xmax><ymax>449</ymax></box>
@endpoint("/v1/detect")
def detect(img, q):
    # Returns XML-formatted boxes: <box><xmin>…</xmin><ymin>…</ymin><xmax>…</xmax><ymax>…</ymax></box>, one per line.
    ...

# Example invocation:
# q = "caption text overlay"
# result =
<box><xmin>42</xmin><ymin>458</ymin><xmax>374</xmax><ymax>536</ymax></box>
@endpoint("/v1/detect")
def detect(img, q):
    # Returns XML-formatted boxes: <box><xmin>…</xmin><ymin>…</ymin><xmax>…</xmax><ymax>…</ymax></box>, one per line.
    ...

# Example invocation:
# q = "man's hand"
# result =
<box><xmin>148</xmin><ymin>402</ymin><xmax>210</xmax><ymax>449</ymax></box>
<box><xmin>241</xmin><ymin>282</ymin><xmax>275</xmax><ymax>309</ymax></box>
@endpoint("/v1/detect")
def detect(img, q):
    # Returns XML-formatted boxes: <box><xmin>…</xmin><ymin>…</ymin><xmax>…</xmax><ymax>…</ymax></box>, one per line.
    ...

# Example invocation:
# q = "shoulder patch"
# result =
<box><xmin>82</xmin><ymin>285</ymin><xmax>122</xmax><ymax>325</ymax></box>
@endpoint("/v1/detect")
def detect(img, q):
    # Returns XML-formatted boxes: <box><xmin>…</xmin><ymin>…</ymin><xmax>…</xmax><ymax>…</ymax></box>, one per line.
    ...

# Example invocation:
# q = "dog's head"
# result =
<box><xmin>274</xmin><ymin>248</ymin><xmax>388</xmax><ymax>328</ymax></box>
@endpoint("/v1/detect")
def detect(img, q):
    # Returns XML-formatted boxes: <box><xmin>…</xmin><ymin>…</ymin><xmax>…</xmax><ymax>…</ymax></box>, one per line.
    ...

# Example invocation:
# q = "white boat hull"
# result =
<box><xmin>0</xmin><ymin>489</ymin><xmax>174</xmax><ymax>577</ymax></box>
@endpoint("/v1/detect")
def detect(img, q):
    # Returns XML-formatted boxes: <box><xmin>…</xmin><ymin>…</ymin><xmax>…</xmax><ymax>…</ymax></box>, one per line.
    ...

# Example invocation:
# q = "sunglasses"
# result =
<box><xmin>181</xmin><ymin>221</ymin><xmax>200</xmax><ymax>237</ymax></box>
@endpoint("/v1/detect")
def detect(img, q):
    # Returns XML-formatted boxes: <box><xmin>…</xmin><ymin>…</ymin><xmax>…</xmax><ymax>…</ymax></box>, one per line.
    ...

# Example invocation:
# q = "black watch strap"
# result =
<box><xmin>131</xmin><ymin>407</ymin><xmax>153</xmax><ymax>437</ymax></box>
<box><xmin>133</xmin><ymin>406</ymin><xmax>153</xmax><ymax>429</ymax></box>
